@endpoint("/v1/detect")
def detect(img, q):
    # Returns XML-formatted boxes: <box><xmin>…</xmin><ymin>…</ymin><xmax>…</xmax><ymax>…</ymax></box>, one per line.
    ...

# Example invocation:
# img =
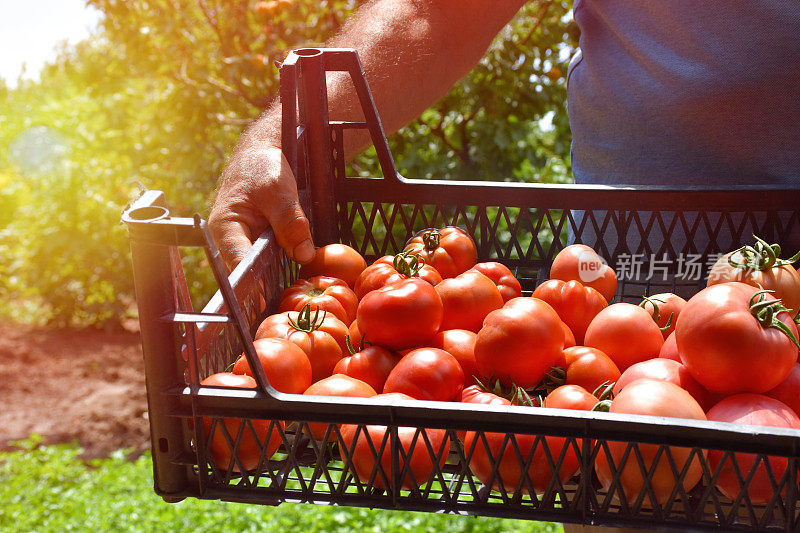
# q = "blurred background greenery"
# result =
<box><xmin>0</xmin><ymin>0</ymin><xmax>576</xmax><ymax>328</ymax></box>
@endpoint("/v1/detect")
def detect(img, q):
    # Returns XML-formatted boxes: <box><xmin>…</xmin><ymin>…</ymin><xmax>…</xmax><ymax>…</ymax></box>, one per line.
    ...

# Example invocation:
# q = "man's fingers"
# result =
<box><xmin>268</xmin><ymin>198</ymin><xmax>315</xmax><ymax>264</ymax></box>
<box><xmin>209</xmin><ymin>218</ymin><xmax>255</xmax><ymax>272</ymax></box>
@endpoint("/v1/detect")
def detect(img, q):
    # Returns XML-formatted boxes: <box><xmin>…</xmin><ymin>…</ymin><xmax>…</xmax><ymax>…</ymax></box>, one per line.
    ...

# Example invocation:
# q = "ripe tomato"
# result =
<box><xmin>200</xmin><ymin>373</ymin><xmax>282</xmax><ymax>472</ymax></box>
<box><xmin>658</xmin><ymin>331</ymin><xmax>680</xmax><ymax>362</ymax></box>
<box><xmin>640</xmin><ymin>293</ymin><xmax>686</xmax><ymax>339</ymax></box>
<box><xmin>356</xmin><ymin>278</ymin><xmax>443</xmax><ymax>350</ymax></box>
<box><xmin>303</xmin><ymin>374</ymin><xmax>377</xmax><ymax>441</ymax></box>
<box><xmin>333</xmin><ymin>344</ymin><xmax>401</xmax><ymax>393</ymax></box>
<box><xmin>707</xmin><ymin>237</ymin><xmax>800</xmax><ymax>318</ymax></box>
<box><xmin>676</xmin><ymin>282</ymin><xmax>799</xmax><ymax>395</ymax></box>
<box><xmin>550</xmin><ymin>244</ymin><xmax>617</xmax><ymax>302</ymax></box>
<box><xmin>255</xmin><ymin>306</ymin><xmax>348</xmax><ymax>383</ymax></box>
<box><xmin>595</xmin><ymin>379</ymin><xmax>707</xmax><ymax>506</ymax></box>
<box><xmin>533</xmin><ymin>279</ymin><xmax>608</xmax><ymax>344</ymax></box>
<box><xmin>354</xmin><ymin>252</ymin><xmax>442</xmax><ymax>299</ymax></box>
<box><xmin>298</xmin><ymin>243</ymin><xmax>367</xmax><ymax>288</ymax></box>
<box><xmin>612</xmin><ymin>358</ymin><xmax>718</xmax><ymax>412</ymax></box>
<box><xmin>430</xmin><ymin>329</ymin><xmax>478</xmax><ymax>388</ymax></box>
<box><xmin>468</xmin><ymin>262</ymin><xmax>522</xmax><ymax>303</ymax></box>
<box><xmin>435</xmin><ymin>271</ymin><xmax>503</xmax><ymax>332</ymax></box>
<box><xmin>561</xmin><ymin>322</ymin><xmax>576</xmax><ymax>348</ymax></box>
<box><xmin>474</xmin><ymin>297</ymin><xmax>564</xmax><ymax>388</ymax></box>
<box><xmin>584</xmin><ymin>303</ymin><xmax>664</xmax><ymax>371</ymax></box>
<box><xmin>338</xmin><ymin>393</ymin><xmax>448</xmax><ymax>490</ymax></box>
<box><xmin>383</xmin><ymin>348</ymin><xmax>464</xmax><ymax>401</ymax></box>
<box><xmin>463</xmin><ymin>385</ymin><xmax>591</xmax><ymax>495</ymax></box>
<box><xmin>404</xmin><ymin>226</ymin><xmax>477</xmax><ymax>279</ymax></box>
<box><xmin>232</xmin><ymin>337</ymin><xmax>311</xmax><ymax>395</ymax></box>
<box><xmin>556</xmin><ymin>346</ymin><xmax>621</xmax><ymax>394</ymax></box>
<box><xmin>764</xmin><ymin>362</ymin><xmax>800</xmax><ymax>418</ymax></box>
<box><xmin>278</xmin><ymin>275</ymin><xmax>358</xmax><ymax>324</ymax></box>
<box><xmin>707</xmin><ymin>394</ymin><xmax>800</xmax><ymax>504</ymax></box>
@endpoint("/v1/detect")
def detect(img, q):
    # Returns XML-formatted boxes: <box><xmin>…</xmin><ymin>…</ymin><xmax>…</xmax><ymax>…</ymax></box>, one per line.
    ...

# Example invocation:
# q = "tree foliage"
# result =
<box><xmin>1</xmin><ymin>0</ymin><xmax>575</xmax><ymax>326</ymax></box>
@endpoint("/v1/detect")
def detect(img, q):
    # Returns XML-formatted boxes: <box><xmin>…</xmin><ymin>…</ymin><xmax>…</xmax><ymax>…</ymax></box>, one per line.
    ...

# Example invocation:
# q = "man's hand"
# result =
<box><xmin>210</xmin><ymin>1</ymin><xmax>527</xmax><ymax>270</ymax></box>
<box><xmin>209</xmin><ymin>145</ymin><xmax>314</xmax><ymax>271</ymax></box>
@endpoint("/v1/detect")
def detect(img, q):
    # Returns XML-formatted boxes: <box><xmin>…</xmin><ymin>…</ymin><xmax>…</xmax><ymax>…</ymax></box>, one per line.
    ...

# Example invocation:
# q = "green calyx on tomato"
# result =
<box><xmin>729</xmin><ymin>235</ymin><xmax>800</xmax><ymax>272</ymax></box>
<box><xmin>538</xmin><ymin>365</ymin><xmax>567</xmax><ymax>393</ymax></box>
<box><xmin>288</xmin><ymin>303</ymin><xmax>327</xmax><ymax>333</ymax></box>
<box><xmin>392</xmin><ymin>251</ymin><xmax>426</xmax><ymax>277</ymax></box>
<box><xmin>750</xmin><ymin>289</ymin><xmax>800</xmax><ymax>349</ymax></box>
<box><xmin>639</xmin><ymin>295</ymin><xmax>674</xmax><ymax>333</ymax></box>
<box><xmin>473</xmin><ymin>374</ymin><xmax>537</xmax><ymax>407</ymax></box>
<box><xmin>344</xmin><ymin>334</ymin><xmax>370</xmax><ymax>355</ymax></box>
<box><xmin>590</xmin><ymin>380</ymin><xmax>615</xmax><ymax>412</ymax></box>
<box><xmin>421</xmin><ymin>229</ymin><xmax>441</xmax><ymax>250</ymax></box>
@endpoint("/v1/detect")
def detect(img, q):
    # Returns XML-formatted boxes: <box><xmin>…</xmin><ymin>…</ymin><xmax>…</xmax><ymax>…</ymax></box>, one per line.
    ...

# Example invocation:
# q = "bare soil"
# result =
<box><xmin>0</xmin><ymin>321</ymin><xmax>150</xmax><ymax>458</ymax></box>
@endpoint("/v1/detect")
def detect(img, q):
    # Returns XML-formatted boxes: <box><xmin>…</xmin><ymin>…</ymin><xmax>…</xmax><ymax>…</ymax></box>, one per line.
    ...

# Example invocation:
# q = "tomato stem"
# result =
<box><xmin>392</xmin><ymin>251</ymin><xmax>425</xmax><ymax>277</ymax></box>
<box><xmin>749</xmin><ymin>289</ymin><xmax>800</xmax><ymax>350</ymax></box>
<box><xmin>288</xmin><ymin>303</ymin><xmax>326</xmax><ymax>333</ymax></box>
<box><xmin>592</xmin><ymin>380</ymin><xmax>615</xmax><ymax>402</ymax></box>
<box><xmin>537</xmin><ymin>366</ymin><xmax>567</xmax><ymax>393</ymax></box>
<box><xmin>639</xmin><ymin>295</ymin><xmax>666</xmax><ymax>324</ymax></box>
<box><xmin>421</xmin><ymin>229</ymin><xmax>440</xmax><ymax>251</ymax></box>
<box><xmin>728</xmin><ymin>235</ymin><xmax>799</xmax><ymax>272</ymax></box>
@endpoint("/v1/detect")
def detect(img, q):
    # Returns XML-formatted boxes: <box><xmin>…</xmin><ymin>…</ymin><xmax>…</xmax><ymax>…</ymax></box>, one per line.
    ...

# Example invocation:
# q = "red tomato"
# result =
<box><xmin>356</xmin><ymin>278</ymin><xmax>443</xmax><ymax>350</ymax></box>
<box><xmin>255</xmin><ymin>307</ymin><xmax>349</xmax><ymax>383</ymax></box>
<box><xmin>550</xmin><ymin>244</ymin><xmax>617</xmax><ymax>302</ymax></box>
<box><xmin>595</xmin><ymin>379</ymin><xmax>707</xmax><ymax>506</ymax></box>
<box><xmin>584</xmin><ymin>303</ymin><xmax>664</xmax><ymax>371</ymax></box>
<box><xmin>475</xmin><ymin>297</ymin><xmax>565</xmax><ymax>388</ymax></box>
<box><xmin>354</xmin><ymin>253</ymin><xmax>443</xmax><ymax>299</ymax></box>
<box><xmin>561</xmin><ymin>322</ymin><xmax>576</xmax><ymax>348</ymax></box>
<box><xmin>339</xmin><ymin>393</ymin><xmax>448</xmax><ymax>490</ymax></box>
<box><xmin>764</xmin><ymin>363</ymin><xmax>800</xmax><ymax>419</ymax></box>
<box><xmin>533</xmin><ymin>279</ymin><xmax>608</xmax><ymax>344</ymax></box>
<box><xmin>430</xmin><ymin>329</ymin><xmax>479</xmax><ymax>388</ymax></box>
<box><xmin>707</xmin><ymin>237</ymin><xmax>800</xmax><ymax>318</ymax></box>
<box><xmin>278</xmin><ymin>275</ymin><xmax>358</xmax><ymax>324</ymax></box>
<box><xmin>298</xmin><ymin>243</ymin><xmax>367</xmax><ymax>288</ymax></box>
<box><xmin>200</xmin><ymin>373</ymin><xmax>282</xmax><ymax>472</ymax></box>
<box><xmin>232</xmin><ymin>337</ymin><xmax>311</xmax><ymax>395</ymax></box>
<box><xmin>383</xmin><ymin>348</ymin><xmax>464</xmax><ymax>401</ymax></box>
<box><xmin>348</xmin><ymin>320</ymin><xmax>364</xmax><ymax>344</ymax></box>
<box><xmin>707</xmin><ymin>394</ymin><xmax>800</xmax><ymax>504</ymax></box>
<box><xmin>658</xmin><ymin>331</ymin><xmax>680</xmax><ymax>362</ymax></box>
<box><xmin>612</xmin><ymin>358</ymin><xmax>718</xmax><ymax>412</ymax></box>
<box><xmin>468</xmin><ymin>262</ymin><xmax>522</xmax><ymax>303</ymax></box>
<box><xmin>333</xmin><ymin>345</ymin><xmax>401</xmax><ymax>393</ymax></box>
<box><xmin>676</xmin><ymin>282</ymin><xmax>799</xmax><ymax>395</ymax></box>
<box><xmin>559</xmin><ymin>346</ymin><xmax>621</xmax><ymax>394</ymax></box>
<box><xmin>404</xmin><ymin>226</ymin><xmax>477</xmax><ymax>279</ymax></box>
<box><xmin>640</xmin><ymin>293</ymin><xmax>686</xmax><ymax>339</ymax></box>
<box><xmin>435</xmin><ymin>271</ymin><xmax>503</xmax><ymax>332</ymax></box>
<box><xmin>463</xmin><ymin>385</ymin><xmax>592</xmax><ymax>495</ymax></box>
<box><xmin>303</xmin><ymin>374</ymin><xmax>377</xmax><ymax>441</ymax></box>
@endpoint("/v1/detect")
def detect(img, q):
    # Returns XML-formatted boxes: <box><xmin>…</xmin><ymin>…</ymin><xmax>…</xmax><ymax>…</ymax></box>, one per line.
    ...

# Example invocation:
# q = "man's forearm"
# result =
<box><xmin>236</xmin><ymin>0</ymin><xmax>527</xmax><ymax>161</ymax></box>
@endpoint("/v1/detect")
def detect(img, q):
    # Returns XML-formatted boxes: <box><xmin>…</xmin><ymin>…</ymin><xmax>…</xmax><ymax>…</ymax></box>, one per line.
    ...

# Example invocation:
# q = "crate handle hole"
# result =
<box><xmin>294</xmin><ymin>48</ymin><xmax>323</xmax><ymax>57</ymax></box>
<box><xmin>158</xmin><ymin>438</ymin><xmax>169</xmax><ymax>453</ymax></box>
<box><xmin>127</xmin><ymin>206</ymin><xmax>169</xmax><ymax>222</ymax></box>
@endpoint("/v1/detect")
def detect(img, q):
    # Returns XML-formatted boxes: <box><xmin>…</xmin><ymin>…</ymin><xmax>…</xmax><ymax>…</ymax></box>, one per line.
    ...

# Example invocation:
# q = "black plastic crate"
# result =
<box><xmin>122</xmin><ymin>48</ymin><xmax>800</xmax><ymax>531</ymax></box>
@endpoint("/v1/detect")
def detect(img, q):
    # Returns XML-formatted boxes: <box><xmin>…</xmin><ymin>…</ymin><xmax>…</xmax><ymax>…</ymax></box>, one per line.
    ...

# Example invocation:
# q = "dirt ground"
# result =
<box><xmin>0</xmin><ymin>320</ymin><xmax>150</xmax><ymax>458</ymax></box>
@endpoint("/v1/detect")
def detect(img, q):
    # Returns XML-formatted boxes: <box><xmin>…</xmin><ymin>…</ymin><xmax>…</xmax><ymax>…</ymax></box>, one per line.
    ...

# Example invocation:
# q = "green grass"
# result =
<box><xmin>0</xmin><ymin>437</ymin><xmax>561</xmax><ymax>533</ymax></box>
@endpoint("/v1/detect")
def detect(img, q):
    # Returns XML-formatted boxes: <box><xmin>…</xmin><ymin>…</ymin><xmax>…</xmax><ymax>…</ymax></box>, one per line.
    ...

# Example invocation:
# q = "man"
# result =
<box><xmin>209</xmin><ymin>2</ymin><xmax>799</xmax><ymax>530</ymax></box>
<box><xmin>209</xmin><ymin>0</ymin><xmax>800</xmax><ymax>270</ymax></box>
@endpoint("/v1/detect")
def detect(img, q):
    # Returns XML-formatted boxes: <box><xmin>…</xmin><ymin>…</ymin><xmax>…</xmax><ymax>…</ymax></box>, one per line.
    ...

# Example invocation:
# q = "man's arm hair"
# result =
<box><xmin>235</xmin><ymin>0</ymin><xmax>528</xmax><ymax>162</ymax></box>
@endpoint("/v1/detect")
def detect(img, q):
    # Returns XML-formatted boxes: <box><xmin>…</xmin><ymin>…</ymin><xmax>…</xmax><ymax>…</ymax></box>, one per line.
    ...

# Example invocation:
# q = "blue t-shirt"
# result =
<box><xmin>568</xmin><ymin>0</ymin><xmax>800</xmax><ymax>186</ymax></box>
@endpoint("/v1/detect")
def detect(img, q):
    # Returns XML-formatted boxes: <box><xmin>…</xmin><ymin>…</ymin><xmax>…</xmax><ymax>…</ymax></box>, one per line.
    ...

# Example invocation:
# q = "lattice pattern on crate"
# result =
<box><xmin>179</xmin><ymin>247</ymin><xmax>294</xmax><ymax>383</ymax></box>
<box><xmin>191</xmin><ymin>416</ymin><xmax>800</xmax><ymax>531</ymax></box>
<box><xmin>337</xmin><ymin>200</ymin><xmax>799</xmax><ymax>268</ymax></box>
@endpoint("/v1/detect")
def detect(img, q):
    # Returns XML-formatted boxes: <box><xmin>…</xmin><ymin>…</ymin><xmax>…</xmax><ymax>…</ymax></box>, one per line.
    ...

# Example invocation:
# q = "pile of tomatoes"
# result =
<box><xmin>202</xmin><ymin>229</ymin><xmax>800</xmax><ymax>504</ymax></box>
